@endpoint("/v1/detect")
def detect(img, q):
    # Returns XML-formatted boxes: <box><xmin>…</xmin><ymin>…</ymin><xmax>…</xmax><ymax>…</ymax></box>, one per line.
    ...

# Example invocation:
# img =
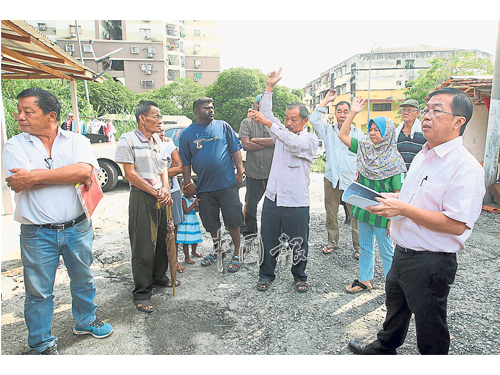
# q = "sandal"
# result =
<box><xmin>322</xmin><ymin>244</ymin><xmax>337</xmax><ymax>254</ymax></box>
<box><xmin>227</xmin><ymin>255</ymin><xmax>241</xmax><ymax>273</ymax></box>
<box><xmin>134</xmin><ymin>300</ymin><xmax>154</xmax><ymax>313</ymax></box>
<box><xmin>201</xmin><ymin>253</ymin><xmax>218</xmax><ymax>267</ymax></box>
<box><xmin>295</xmin><ymin>280</ymin><xmax>309</xmax><ymax>293</ymax></box>
<box><xmin>354</xmin><ymin>250</ymin><xmax>360</xmax><ymax>260</ymax></box>
<box><xmin>256</xmin><ymin>279</ymin><xmax>272</xmax><ymax>291</ymax></box>
<box><xmin>346</xmin><ymin>279</ymin><xmax>372</xmax><ymax>294</ymax></box>
<box><xmin>166</xmin><ymin>280</ymin><xmax>181</xmax><ymax>288</ymax></box>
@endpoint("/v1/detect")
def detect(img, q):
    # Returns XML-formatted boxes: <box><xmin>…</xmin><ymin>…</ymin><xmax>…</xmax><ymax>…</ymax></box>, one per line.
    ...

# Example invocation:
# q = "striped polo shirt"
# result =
<box><xmin>397</xmin><ymin>131</ymin><xmax>427</xmax><ymax>171</ymax></box>
<box><xmin>115</xmin><ymin>129</ymin><xmax>167</xmax><ymax>189</ymax></box>
<box><xmin>349</xmin><ymin>137</ymin><xmax>404</xmax><ymax>229</ymax></box>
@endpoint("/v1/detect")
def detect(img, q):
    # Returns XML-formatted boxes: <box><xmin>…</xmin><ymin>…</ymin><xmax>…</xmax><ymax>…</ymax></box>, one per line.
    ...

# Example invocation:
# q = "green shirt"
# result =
<box><xmin>349</xmin><ymin>138</ymin><xmax>404</xmax><ymax>228</ymax></box>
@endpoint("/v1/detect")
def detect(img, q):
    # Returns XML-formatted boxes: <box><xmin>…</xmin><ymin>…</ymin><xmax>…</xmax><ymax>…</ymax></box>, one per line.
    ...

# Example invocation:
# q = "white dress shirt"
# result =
<box><xmin>259</xmin><ymin>91</ymin><xmax>318</xmax><ymax>207</ymax></box>
<box><xmin>309</xmin><ymin>106</ymin><xmax>365</xmax><ymax>190</ymax></box>
<box><xmin>390</xmin><ymin>137</ymin><xmax>485</xmax><ymax>253</ymax></box>
<box><xmin>3</xmin><ymin>128</ymin><xmax>100</xmax><ymax>225</ymax></box>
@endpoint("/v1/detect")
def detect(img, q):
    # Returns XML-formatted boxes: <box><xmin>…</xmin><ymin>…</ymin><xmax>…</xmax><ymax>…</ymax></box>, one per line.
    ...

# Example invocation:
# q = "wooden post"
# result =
<box><xmin>70</xmin><ymin>79</ymin><xmax>80</xmax><ymax>133</ymax></box>
<box><xmin>483</xmin><ymin>21</ymin><xmax>500</xmax><ymax>204</ymax></box>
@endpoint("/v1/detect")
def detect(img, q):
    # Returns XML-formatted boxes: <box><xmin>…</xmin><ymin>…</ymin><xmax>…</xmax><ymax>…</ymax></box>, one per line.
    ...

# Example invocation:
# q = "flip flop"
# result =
<box><xmin>354</xmin><ymin>250</ymin><xmax>360</xmax><ymax>260</ymax></box>
<box><xmin>201</xmin><ymin>253</ymin><xmax>218</xmax><ymax>267</ymax></box>
<box><xmin>185</xmin><ymin>259</ymin><xmax>195</xmax><ymax>265</ymax></box>
<box><xmin>322</xmin><ymin>244</ymin><xmax>337</xmax><ymax>254</ymax></box>
<box><xmin>346</xmin><ymin>279</ymin><xmax>372</xmax><ymax>294</ymax></box>
<box><xmin>166</xmin><ymin>280</ymin><xmax>181</xmax><ymax>288</ymax></box>
<box><xmin>134</xmin><ymin>300</ymin><xmax>154</xmax><ymax>313</ymax></box>
<box><xmin>295</xmin><ymin>280</ymin><xmax>309</xmax><ymax>293</ymax></box>
<box><xmin>256</xmin><ymin>279</ymin><xmax>272</xmax><ymax>291</ymax></box>
<box><xmin>191</xmin><ymin>252</ymin><xmax>203</xmax><ymax>258</ymax></box>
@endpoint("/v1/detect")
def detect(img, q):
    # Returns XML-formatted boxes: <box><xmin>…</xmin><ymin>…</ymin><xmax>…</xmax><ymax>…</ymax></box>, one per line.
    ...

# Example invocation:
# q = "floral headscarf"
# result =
<box><xmin>357</xmin><ymin>116</ymin><xmax>407</xmax><ymax>181</ymax></box>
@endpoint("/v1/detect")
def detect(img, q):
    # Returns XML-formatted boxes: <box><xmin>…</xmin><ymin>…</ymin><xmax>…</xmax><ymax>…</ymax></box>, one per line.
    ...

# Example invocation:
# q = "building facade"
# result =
<box><xmin>27</xmin><ymin>20</ymin><xmax>221</xmax><ymax>92</ymax></box>
<box><xmin>302</xmin><ymin>46</ymin><xmax>493</xmax><ymax>129</ymax></box>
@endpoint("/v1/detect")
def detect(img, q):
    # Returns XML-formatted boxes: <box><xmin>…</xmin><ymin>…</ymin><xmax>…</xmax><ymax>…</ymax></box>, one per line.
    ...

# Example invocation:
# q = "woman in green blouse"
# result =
<box><xmin>338</xmin><ymin>97</ymin><xmax>406</xmax><ymax>293</ymax></box>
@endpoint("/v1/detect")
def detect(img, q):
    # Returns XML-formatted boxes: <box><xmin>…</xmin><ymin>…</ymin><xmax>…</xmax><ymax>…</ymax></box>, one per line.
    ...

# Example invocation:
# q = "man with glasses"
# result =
<box><xmin>309</xmin><ymin>89</ymin><xmax>363</xmax><ymax>259</ymax></box>
<box><xmin>348</xmin><ymin>87</ymin><xmax>485</xmax><ymax>355</ymax></box>
<box><xmin>116</xmin><ymin>100</ymin><xmax>173</xmax><ymax>313</ymax></box>
<box><xmin>395</xmin><ymin>98</ymin><xmax>426</xmax><ymax>170</ymax></box>
<box><xmin>3</xmin><ymin>88</ymin><xmax>113</xmax><ymax>354</ymax></box>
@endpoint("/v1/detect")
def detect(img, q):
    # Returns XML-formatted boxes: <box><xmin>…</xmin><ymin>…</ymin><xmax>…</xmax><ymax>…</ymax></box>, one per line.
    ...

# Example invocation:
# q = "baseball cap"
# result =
<box><xmin>400</xmin><ymin>98</ymin><xmax>419</xmax><ymax>108</ymax></box>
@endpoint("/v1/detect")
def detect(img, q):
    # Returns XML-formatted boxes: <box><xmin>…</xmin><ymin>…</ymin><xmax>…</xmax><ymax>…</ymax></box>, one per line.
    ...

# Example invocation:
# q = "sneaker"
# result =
<box><xmin>73</xmin><ymin>317</ymin><xmax>113</xmax><ymax>338</ymax></box>
<box><xmin>38</xmin><ymin>344</ymin><xmax>59</xmax><ymax>355</ymax></box>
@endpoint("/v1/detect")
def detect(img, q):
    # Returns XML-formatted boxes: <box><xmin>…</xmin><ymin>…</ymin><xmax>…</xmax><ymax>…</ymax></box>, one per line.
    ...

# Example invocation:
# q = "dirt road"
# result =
<box><xmin>1</xmin><ymin>172</ymin><xmax>499</xmax><ymax>356</ymax></box>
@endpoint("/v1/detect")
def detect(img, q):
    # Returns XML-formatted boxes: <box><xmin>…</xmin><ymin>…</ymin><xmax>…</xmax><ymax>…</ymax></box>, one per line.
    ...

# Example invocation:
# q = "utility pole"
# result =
<box><xmin>75</xmin><ymin>20</ymin><xmax>90</xmax><ymax>103</ymax></box>
<box><xmin>367</xmin><ymin>43</ymin><xmax>377</xmax><ymax>124</ymax></box>
<box><xmin>483</xmin><ymin>21</ymin><xmax>500</xmax><ymax>204</ymax></box>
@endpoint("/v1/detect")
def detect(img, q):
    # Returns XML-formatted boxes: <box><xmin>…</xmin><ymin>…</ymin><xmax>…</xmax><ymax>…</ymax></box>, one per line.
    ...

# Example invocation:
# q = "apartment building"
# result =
<box><xmin>27</xmin><ymin>20</ymin><xmax>221</xmax><ymax>92</ymax></box>
<box><xmin>302</xmin><ymin>46</ymin><xmax>492</xmax><ymax>128</ymax></box>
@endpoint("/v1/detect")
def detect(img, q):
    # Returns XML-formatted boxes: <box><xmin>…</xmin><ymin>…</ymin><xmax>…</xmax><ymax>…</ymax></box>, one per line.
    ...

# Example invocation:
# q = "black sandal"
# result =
<box><xmin>134</xmin><ymin>300</ymin><xmax>154</xmax><ymax>313</ymax></box>
<box><xmin>295</xmin><ymin>280</ymin><xmax>309</xmax><ymax>293</ymax></box>
<box><xmin>256</xmin><ymin>279</ymin><xmax>272</xmax><ymax>291</ymax></box>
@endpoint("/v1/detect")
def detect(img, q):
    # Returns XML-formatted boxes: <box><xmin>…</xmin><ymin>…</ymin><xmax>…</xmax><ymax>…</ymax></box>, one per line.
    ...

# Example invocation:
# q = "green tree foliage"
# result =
<box><xmin>2</xmin><ymin>78</ymin><xmax>97</xmax><ymax>139</ymax></box>
<box><xmin>138</xmin><ymin>77</ymin><xmax>206</xmax><ymax>121</ymax></box>
<box><xmin>83</xmin><ymin>74</ymin><xmax>137</xmax><ymax>116</ymax></box>
<box><xmin>404</xmin><ymin>51</ymin><xmax>494</xmax><ymax>106</ymax></box>
<box><xmin>204</xmin><ymin>67</ymin><xmax>301</xmax><ymax>131</ymax></box>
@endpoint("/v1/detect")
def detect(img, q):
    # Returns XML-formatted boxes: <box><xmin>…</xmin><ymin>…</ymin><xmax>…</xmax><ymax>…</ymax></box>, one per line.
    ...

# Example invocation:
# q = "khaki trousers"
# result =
<box><xmin>324</xmin><ymin>177</ymin><xmax>360</xmax><ymax>250</ymax></box>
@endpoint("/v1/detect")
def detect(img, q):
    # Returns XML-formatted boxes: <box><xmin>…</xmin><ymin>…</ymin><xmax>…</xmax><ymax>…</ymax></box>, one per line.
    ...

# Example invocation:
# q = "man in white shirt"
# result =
<box><xmin>348</xmin><ymin>87</ymin><xmax>485</xmax><ymax>355</ymax></box>
<box><xmin>248</xmin><ymin>68</ymin><xmax>318</xmax><ymax>293</ymax></box>
<box><xmin>309</xmin><ymin>89</ymin><xmax>364</xmax><ymax>258</ymax></box>
<box><xmin>3</xmin><ymin>88</ymin><xmax>113</xmax><ymax>355</ymax></box>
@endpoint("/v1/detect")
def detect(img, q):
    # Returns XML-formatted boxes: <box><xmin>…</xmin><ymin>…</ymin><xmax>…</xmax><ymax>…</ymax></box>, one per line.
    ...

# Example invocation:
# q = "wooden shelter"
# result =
<box><xmin>1</xmin><ymin>20</ymin><xmax>103</xmax><ymax>214</ymax></box>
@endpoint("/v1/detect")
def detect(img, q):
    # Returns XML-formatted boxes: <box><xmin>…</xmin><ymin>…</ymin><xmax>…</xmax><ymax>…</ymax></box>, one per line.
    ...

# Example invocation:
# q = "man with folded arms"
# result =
<box><xmin>3</xmin><ymin>88</ymin><xmax>113</xmax><ymax>355</ymax></box>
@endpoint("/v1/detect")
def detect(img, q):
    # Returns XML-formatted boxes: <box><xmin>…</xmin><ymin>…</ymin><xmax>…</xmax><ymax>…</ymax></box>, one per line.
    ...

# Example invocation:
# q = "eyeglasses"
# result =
<box><xmin>143</xmin><ymin>114</ymin><xmax>162</xmax><ymax>121</ymax></box>
<box><xmin>44</xmin><ymin>157</ymin><xmax>53</xmax><ymax>169</ymax></box>
<box><xmin>401</xmin><ymin>108</ymin><xmax>419</xmax><ymax>114</ymax></box>
<box><xmin>420</xmin><ymin>108</ymin><xmax>463</xmax><ymax>118</ymax></box>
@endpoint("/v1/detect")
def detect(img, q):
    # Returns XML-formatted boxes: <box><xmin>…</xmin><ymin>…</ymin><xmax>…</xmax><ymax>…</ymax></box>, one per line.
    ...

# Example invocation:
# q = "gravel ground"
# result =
<box><xmin>1</xmin><ymin>172</ymin><xmax>500</xmax><ymax>358</ymax></box>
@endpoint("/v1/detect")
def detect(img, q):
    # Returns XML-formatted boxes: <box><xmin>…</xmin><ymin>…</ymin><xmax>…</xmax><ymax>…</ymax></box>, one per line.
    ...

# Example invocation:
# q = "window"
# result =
<box><xmin>194</xmin><ymin>44</ymin><xmax>201</xmax><ymax>53</ymax></box>
<box><xmin>195</xmin><ymin>72</ymin><xmax>202</xmax><ymax>81</ymax></box>
<box><xmin>131</xmin><ymin>46</ymin><xmax>140</xmax><ymax>54</ymax></box>
<box><xmin>110</xmin><ymin>60</ymin><xmax>124</xmax><ymax>71</ymax></box>
<box><xmin>140</xmin><ymin>63</ymin><xmax>153</xmax><ymax>71</ymax></box>
<box><xmin>350</xmin><ymin>83</ymin><xmax>356</xmax><ymax>93</ymax></box>
<box><xmin>83</xmin><ymin>44</ymin><xmax>93</xmax><ymax>53</ymax></box>
<box><xmin>65</xmin><ymin>43</ymin><xmax>74</xmax><ymax>52</ymax></box>
<box><xmin>140</xmin><ymin>28</ymin><xmax>151</xmax><ymax>39</ymax></box>
<box><xmin>396</xmin><ymin>59</ymin><xmax>401</xmax><ymax>65</ymax></box>
<box><xmin>69</xmin><ymin>25</ymin><xmax>82</xmax><ymax>35</ymax></box>
<box><xmin>141</xmin><ymin>80</ymin><xmax>155</xmax><ymax>89</ymax></box>
<box><xmin>405</xmin><ymin>60</ymin><xmax>414</xmax><ymax>69</ymax></box>
<box><xmin>194</xmin><ymin>59</ymin><xmax>202</xmax><ymax>68</ymax></box>
<box><xmin>194</xmin><ymin>29</ymin><xmax>200</xmax><ymax>36</ymax></box>
<box><xmin>373</xmin><ymin>103</ymin><xmax>391</xmax><ymax>111</ymax></box>
<box><xmin>38</xmin><ymin>23</ymin><xmax>47</xmax><ymax>31</ymax></box>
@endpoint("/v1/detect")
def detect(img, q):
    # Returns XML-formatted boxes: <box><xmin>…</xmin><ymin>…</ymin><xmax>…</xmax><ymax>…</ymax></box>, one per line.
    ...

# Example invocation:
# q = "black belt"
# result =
<box><xmin>40</xmin><ymin>213</ymin><xmax>87</xmax><ymax>230</ymax></box>
<box><xmin>396</xmin><ymin>244</ymin><xmax>453</xmax><ymax>256</ymax></box>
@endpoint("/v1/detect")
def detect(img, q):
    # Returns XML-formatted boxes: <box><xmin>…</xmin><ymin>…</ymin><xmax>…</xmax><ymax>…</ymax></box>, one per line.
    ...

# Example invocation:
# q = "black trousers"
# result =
<box><xmin>374</xmin><ymin>245</ymin><xmax>458</xmax><ymax>354</ymax></box>
<box><xmin>128</xmin><ymin>188</ymin><xmax>169</xmax><ymax>300</ymax></box>
<box><xmin>242</xmin><ymin>177</ymin><xmax>267</xmax><ymax>236</ymax></box>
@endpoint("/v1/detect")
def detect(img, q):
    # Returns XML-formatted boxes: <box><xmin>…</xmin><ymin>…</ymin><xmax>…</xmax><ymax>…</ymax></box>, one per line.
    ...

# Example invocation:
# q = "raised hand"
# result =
<box><xmin>325</xmin><ymin>89</ymin><xmax>338</xmax><ymax>103</ymax></box>
<box><xmin>266</xmin><ymin>67</ymin><xmax>283</xmax><ymax>88</ymax></box>
<box><xmin>351</xmin><ymin>96</ymin><xmax>366</xmax><ymax>113</ymax></box>
<box><xmin>248</xmin><ymin>109</ymin><xmax>272</xmax><ymax>127</ymax></box>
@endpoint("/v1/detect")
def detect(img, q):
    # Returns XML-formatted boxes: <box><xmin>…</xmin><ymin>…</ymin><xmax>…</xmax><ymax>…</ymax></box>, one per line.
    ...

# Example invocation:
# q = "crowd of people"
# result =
<box><xmin>3</xmin><ymin>66</ymin><xmax>486</xmax><ymax>355</ymax></box>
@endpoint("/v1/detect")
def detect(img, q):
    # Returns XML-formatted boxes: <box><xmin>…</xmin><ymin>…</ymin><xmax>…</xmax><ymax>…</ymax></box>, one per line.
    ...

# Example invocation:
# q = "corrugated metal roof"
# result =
<box><xmin>435</xmin><ymin>76</ymin><xmax>493</xmax><ymax>103</ymax></box>
<box><xmin>1</xmin><ymin>20</ymin><xmax>102</xmax><ymax>82</ymax></box>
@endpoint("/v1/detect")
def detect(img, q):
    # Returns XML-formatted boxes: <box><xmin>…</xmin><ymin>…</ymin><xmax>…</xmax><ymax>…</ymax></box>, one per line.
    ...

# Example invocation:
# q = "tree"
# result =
<box><xmin>204</xmin><ymin>67</ymin><xmax>301</xmax><ymax>131</ymax></box>
<box><xmin>404</xmin><ymin>51</ymin><xmax>494</xmax><ymax>106</ymax></box>
<box><xmin>2</xmin><ymin>78</ymin><xmax>97</xmax><ymax>139</ymax></box>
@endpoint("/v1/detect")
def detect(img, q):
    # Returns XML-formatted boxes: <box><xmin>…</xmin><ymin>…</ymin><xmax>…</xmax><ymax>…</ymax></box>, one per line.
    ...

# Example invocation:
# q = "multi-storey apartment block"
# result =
<box><xmin>27</xmin><ymin>20</ymin><xmax>221</xmax><ymax>92</ymax></box>
<box><xmin>302</xmin><ymin>46</ymin><xmax>492</xmax><ymax>128</ymax></box>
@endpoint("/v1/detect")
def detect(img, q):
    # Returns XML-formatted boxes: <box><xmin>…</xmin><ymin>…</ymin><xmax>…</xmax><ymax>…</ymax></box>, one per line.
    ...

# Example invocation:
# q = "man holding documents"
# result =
<box><xmin>348</xmin><ymin>88</ymin><xmax>485</xmax><ymax>355</ymax></box>
<box><xmin>3</xmin><ymin>88</ymin><xmax>113</xmax><ymax>355</ymax></box>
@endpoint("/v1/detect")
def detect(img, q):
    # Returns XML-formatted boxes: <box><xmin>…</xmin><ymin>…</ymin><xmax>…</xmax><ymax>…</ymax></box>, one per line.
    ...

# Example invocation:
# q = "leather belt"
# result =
<box><xmin>396</xmin><ymin>244</ymin><xmax>452</xmax><ymax>256</ymax></box>
<box><xmin>40</xmin><ymin>213</ymin><xmax>87</xmax><ymax>230</ymax></box>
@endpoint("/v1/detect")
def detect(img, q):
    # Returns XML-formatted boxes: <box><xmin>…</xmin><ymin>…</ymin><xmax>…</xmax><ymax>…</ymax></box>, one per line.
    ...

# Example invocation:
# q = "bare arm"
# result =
<box><xmin>182</xmin><ymin>165</ymin><xmax>197</xmax><ymax>196</ymax></box>
<box><xmin>233</xmin><ymin>149</ymin><xmax>244</xmax><ymax>187</ymax></box>
<box><xmin>241</xmin><ymin>137</ymin><xmax>274</xmax><ymax>151</ymax></box>
<box><xmin>167</xmin><ymin>149</ymin><xmax>183</xmax><ymax>178</ymax></box>
<box><xmin>339</xmin><ymin>96</ymin><xmax>365</xmax><ymax>148</ymax></box>
<box><xmin>6</xmin><ymin>163</ymin><xmax>93</xmax><ymax>193</ymax></box>
<box><xmin>122</xmin><ymin>162</ymin><xmax>160</xmax><ymax>197</ymax></box>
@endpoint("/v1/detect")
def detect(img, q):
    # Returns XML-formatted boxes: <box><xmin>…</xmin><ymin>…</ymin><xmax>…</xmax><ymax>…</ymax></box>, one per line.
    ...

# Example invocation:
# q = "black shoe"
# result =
<box><xmin>38</xmin><ymin>344</ymin><xmax>59</xmax><ymax>355</ymax></box>
<box><xmin>348</xmin><ymin>339</ymin><xmax>397</xmax><ymax>355</ymax></box>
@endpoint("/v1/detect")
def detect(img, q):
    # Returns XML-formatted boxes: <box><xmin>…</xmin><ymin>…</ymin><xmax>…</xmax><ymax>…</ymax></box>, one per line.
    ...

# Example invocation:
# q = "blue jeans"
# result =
<box><xmin>357</xmin><ymin>220</ymin><xmax>394</xmax><ymax>282</ymax></box>
<box><xmin>20</xmin><ymin>219</ymin><xmax>97</xmax><ymax>353</ymax></box>
<box><xmin>259</xmin><ymin>198</ymin><xmax>310</xmax><ymax>282</ymax></box>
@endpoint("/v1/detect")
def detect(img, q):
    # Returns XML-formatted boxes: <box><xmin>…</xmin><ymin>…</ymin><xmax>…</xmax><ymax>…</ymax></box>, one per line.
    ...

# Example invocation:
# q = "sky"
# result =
<box><xmin>4</xmin><ymin>1</ymin><xmax>499</xmax><ymax>90</ymax></box>
<box><xmin>218</xmin><ymin>20</ymin><xmax>499</xmax><ymax>89</ymax></box>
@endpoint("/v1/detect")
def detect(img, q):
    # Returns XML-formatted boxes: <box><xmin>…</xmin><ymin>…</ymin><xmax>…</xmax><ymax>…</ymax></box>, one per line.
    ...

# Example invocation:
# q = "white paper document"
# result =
<box><xmin>342</xmin><ymin>181</ymin><xmax>403</xmax><ymax>221</ymax></box>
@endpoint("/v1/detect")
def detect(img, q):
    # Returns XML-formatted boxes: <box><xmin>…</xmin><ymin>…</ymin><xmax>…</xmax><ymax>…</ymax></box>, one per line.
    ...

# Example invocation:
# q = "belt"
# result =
<box><xmin>396</xmin><ymin>244</ymin><xmax>453</xmax><ymax>256</ymax></box>
<box><xmin>40</xmin><ymin>213</ymin><xmax>87</xmax><ymax>230</ymax></box>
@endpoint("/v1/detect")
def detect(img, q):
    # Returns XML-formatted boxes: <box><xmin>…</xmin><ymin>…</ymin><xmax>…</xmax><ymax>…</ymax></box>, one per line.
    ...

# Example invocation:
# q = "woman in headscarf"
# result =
<box><xmin>338</xmin><ymin>96</ymin><xmax>406</xmax><ymax>293</ymax></box>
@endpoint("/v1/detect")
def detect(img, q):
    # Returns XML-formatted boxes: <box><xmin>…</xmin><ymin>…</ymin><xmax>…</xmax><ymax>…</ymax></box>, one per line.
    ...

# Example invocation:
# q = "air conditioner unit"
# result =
<box><xmin>39</xmin><ymin>23</ymin><xmax>47</xmax><ymax>31</ymax></box>
<box><xmin>145</xmin><ymin>70</ymin><xmax>152</xmax><ymax>75</ymax></box>
<box><xmin>147</xmin><ymin>53</ymin><xmax>154</xmax><ymax>58</ymax></box>
<box><xmin>144</xmin><ymin>35</ymin><xmax>150</xmax><ymax>40</ymax></box>
<box><xmin>193</xmin><ymin>78</ymin><xmax>199</xmax><ymax>82</ymax></box>
<box><xmin>193</xmin><ymin>50</ymin><xmax>198</xmax><ymax>54</ymax></box>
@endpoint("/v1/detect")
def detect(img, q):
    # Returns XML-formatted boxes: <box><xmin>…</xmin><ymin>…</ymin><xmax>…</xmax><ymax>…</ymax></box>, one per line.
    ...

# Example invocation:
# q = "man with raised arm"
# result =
<box><xmin>249</xmin><ymin>68</ymin><xmax>318</xmax><ymax>293</ymax></box>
